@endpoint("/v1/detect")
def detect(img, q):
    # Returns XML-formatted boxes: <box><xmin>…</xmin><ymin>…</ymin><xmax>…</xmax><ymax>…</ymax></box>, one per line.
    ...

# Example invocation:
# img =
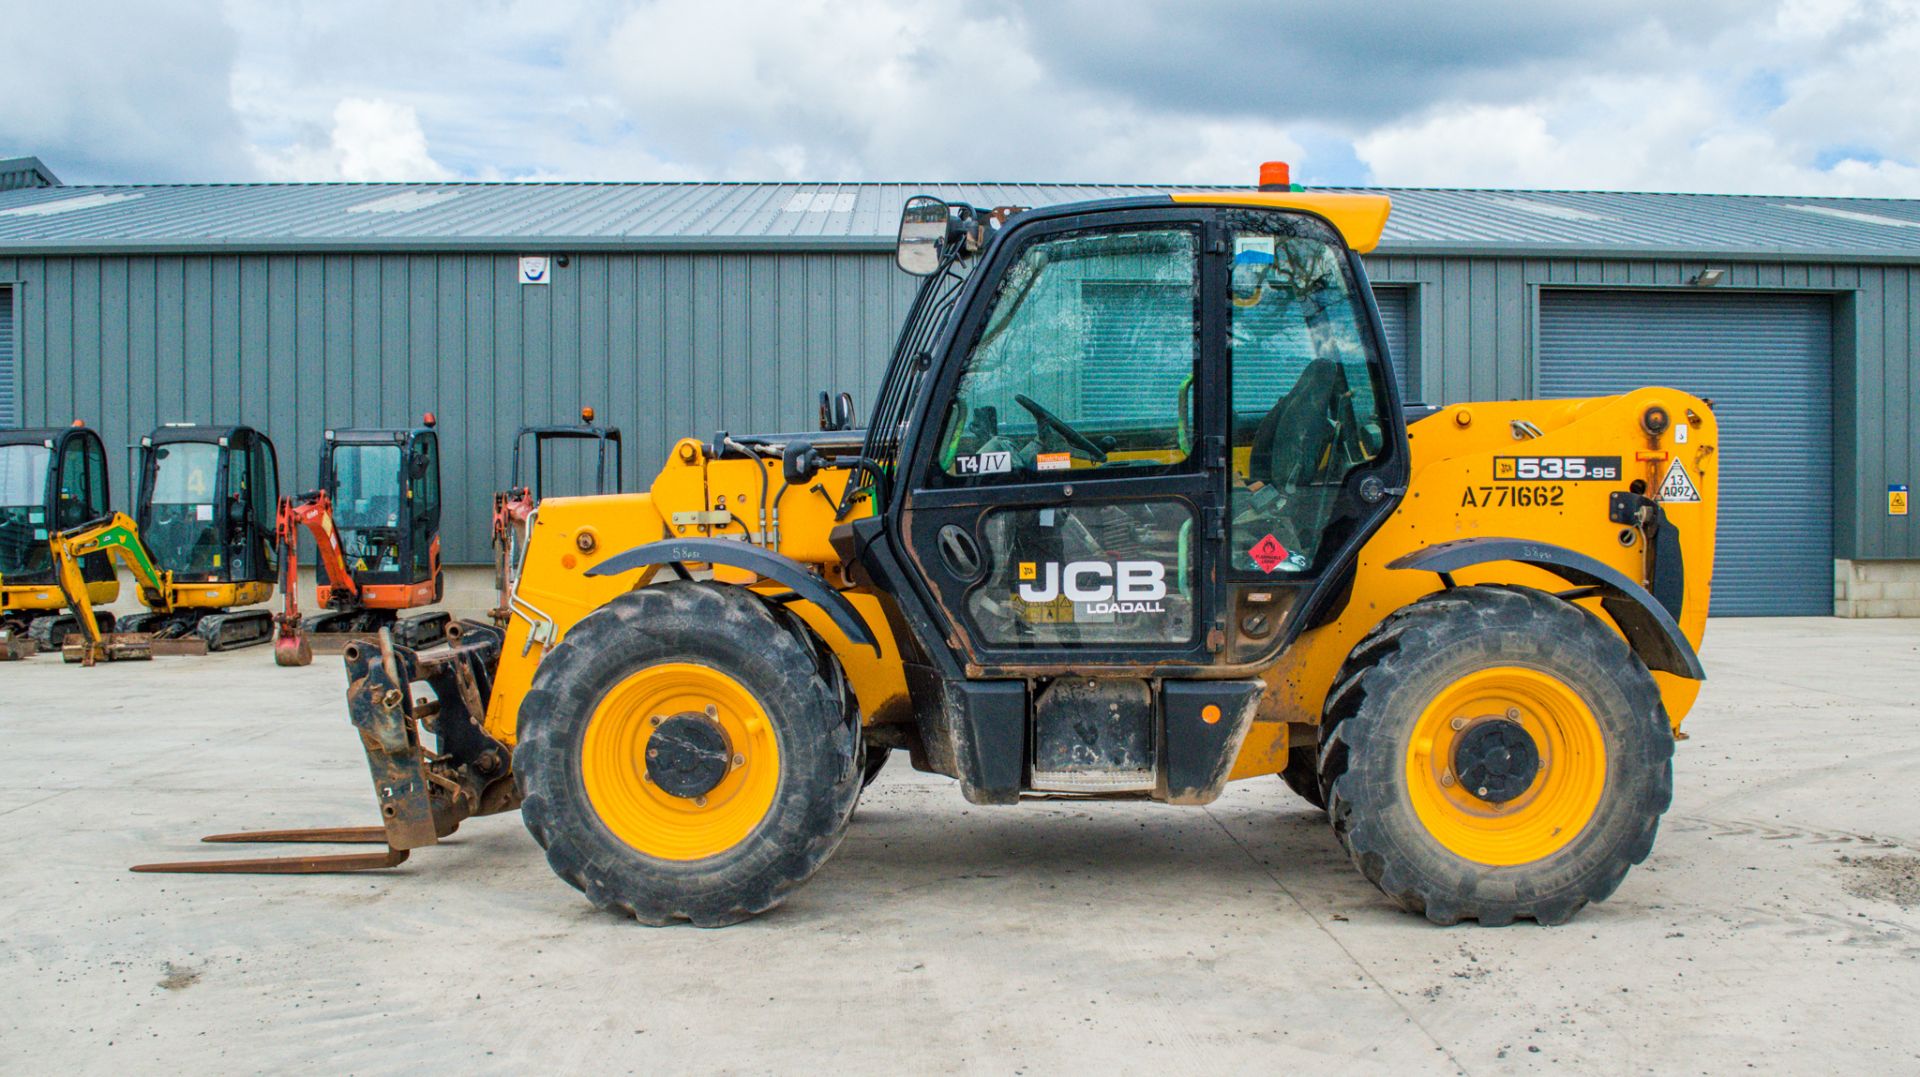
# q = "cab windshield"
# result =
<box><xmin>145</xmin><ymin>442</ymin><xmax>223</xmax><ymax>575</ymax></box>
<box><xmin>333</xmin><ymin>445</ymin><xmax>402</xmax><ymax>530</ymax></box>
<box><xmin>0</xmin><ymin>444</ymin><xmax>52</xmax><ymax>577</ymax></box>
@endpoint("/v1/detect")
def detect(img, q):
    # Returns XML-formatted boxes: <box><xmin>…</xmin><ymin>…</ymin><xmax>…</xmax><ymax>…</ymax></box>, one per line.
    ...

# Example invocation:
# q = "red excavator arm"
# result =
<box><xmin>488</xmin><ymin>486</ymin><xmax>536</xmax><ymax>625</ymax></box>
<box><xmin>272</xmin><ymin>490</ymin><xmax>356</xmax><ymax>667</ymax></box>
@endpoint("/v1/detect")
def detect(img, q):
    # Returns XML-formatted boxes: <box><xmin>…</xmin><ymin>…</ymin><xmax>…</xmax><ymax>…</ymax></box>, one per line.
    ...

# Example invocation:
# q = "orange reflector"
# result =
<box><xmin>561</xmin><ymin>554</ymin><xmax>577</xmax><ymax>570</ymax></box>
<box><xmin>1201</xmin><ymin>704</ymin><xmax>1222</xmax><ymax>725</ymax></box>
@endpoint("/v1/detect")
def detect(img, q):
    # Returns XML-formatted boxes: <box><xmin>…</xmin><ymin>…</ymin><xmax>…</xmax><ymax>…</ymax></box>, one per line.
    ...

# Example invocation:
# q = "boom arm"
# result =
<box><xmin>49</xmin><ymin>513</ymin><xmax>172</xmax><ymax>661</ymax></box>
<box><xmin>271</xmin><ymin>491</ymin><xmax>357</xmax><ymax>666</ymax></box>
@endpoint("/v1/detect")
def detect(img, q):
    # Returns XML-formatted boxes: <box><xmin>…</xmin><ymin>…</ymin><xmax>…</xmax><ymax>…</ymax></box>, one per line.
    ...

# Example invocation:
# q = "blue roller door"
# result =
<box><xmin>1538</xmin><ymin>289</ymin><xmax>1833</xmax><ymax>616</ymax></box>
<box><xmin>0</xmin><ymin>287</ymin><xmax>13</xmax><ymax>427</ymax></box>
<box><xmin>1372</xmin><ymin>286</ymin><xmax>1412</xmax><ymax>399</ymax></box>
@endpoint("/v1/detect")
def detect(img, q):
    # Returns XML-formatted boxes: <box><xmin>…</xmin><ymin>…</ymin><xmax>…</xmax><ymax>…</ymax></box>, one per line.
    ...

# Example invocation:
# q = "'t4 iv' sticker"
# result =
<box><xmin>1658</xmin><ymin>459</ymin><xmax>1701</xmax><ymax>503</ymax></box>
<box><xmin>953</xmin><ymin>451</ymin><xmax>1011</xmax><ymax>475</ymax></box>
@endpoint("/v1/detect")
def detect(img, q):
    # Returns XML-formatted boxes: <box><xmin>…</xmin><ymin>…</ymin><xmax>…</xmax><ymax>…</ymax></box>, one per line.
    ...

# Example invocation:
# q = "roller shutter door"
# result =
<box><xmin>0</xmin><ymin>287</ymin><xmax>13</xmax><ymax>427</ymax></box>
<box><xmin>1538</xmin><ymin>290</ymin><xmax>1833</xmax><ymax>616</ymax></box>
<box><xmin>1371</xmin><ymin>286</ymin><xmax>1413</xmax><ymax>400</ymax></box>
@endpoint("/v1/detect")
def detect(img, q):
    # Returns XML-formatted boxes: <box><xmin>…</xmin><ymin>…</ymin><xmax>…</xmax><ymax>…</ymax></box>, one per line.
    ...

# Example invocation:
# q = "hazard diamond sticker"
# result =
<box><xmin>1249</xmin><ymin>534</ymin><xmax>1290</xmax><ymax>573</ymax></box>
<box><xmin>1658</xmin><ymin>459</ymin><xmax>1701</xmax><ymax>503</ymax></box>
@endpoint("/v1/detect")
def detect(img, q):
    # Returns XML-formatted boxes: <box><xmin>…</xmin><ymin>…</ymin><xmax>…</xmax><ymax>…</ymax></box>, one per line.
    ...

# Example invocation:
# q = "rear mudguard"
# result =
<box><xmin>1387</xmin><ymin>536</ymin><xmax>1704</xmax><ymax>680</ymax></box>
<box><xmin>587</xmin><ymin>538</ymin><xmax>880</xmax><ymax>655</ymax></box>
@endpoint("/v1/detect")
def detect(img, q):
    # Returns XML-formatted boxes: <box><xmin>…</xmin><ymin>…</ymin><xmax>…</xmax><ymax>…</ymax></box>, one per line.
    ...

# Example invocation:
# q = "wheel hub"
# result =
<box><xmin>646</xmin><ymin>714</ymin><xmax>733</xmax><ymax>799</ymax></box>
<box><xmin>1451</xmin><ymin>718</ymin><xmax>1541</xmax><ymax>804</ymax></box>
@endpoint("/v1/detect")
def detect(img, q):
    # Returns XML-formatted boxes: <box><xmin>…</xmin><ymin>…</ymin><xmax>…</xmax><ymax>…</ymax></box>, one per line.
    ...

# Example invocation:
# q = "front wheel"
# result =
<box><xmin>1319</xmin><ymin>585</ymin><xmax>1674</xmax><ymax>926</ymax></box>
<box><xmin>516</xmin><ymin>583</ymin><xmax>861</xmax><ymax>926</ymax></box>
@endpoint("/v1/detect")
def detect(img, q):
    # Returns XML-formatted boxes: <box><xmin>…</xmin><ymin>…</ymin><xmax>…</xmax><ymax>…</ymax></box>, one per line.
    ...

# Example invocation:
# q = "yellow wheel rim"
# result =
<box><xmin>581</xmin><ymin>662</ymin><xmax>780</xmax><ymax>861</ymax></box>
<box><xmin>1405</xmin><ymin>666</ymin><xmax>1606</xmax><ymax>866</ymax></box>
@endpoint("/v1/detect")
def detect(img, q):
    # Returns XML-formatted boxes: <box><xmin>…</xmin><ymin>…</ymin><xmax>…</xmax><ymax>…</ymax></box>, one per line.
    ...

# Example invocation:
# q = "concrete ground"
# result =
<box><xmin>2</xmin><ymin>617</ymin><xmax>1917</xmax><ymax>1074</ymax></box>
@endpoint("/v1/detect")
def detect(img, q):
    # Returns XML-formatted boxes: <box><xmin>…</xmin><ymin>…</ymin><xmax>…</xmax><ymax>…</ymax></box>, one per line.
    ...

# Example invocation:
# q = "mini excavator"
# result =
<box><xmin>272</xmin><ymin>417</ymin><xmax>447</xmax><ymax>666</ymax></box>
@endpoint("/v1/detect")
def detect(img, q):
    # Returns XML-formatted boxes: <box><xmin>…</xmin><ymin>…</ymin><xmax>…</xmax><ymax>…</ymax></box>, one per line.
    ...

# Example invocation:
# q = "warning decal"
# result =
<box><xmin>1658</xmin><ymin>459</ymin><xmax>1701</xmax><ymax>503</ymax></box>
<box><xmin>1248</xmin><ymin>534</ymin><xmax>1290</xmax><ymax>573</ymax></box>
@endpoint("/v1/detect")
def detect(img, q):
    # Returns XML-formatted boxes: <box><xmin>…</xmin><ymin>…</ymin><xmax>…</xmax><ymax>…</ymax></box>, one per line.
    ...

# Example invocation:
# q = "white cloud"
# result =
<box><xmin>9</xmin><ymin>1</ymin><xmax>1920</xmax><ymax>195</ymax></box>
<box><xmin>250</xmin><ymin>98</ymin><xmax>451</xmax><ymax>182</ymax></box>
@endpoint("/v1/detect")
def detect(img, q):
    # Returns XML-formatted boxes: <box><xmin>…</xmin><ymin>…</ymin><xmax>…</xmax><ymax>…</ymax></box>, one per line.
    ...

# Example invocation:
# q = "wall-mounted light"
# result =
<box><xmin>1689</xmin><ymin>268</ymin><xmax>1726</xmax><ymax>287</ymax></box>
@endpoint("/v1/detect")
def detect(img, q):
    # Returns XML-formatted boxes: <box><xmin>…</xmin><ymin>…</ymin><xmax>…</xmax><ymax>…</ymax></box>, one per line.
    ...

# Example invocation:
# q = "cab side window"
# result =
<box><xmin>55</xmin><ymin>437</ymin><xmax>105</xmax><ymax>529</ymax></box>
<box><xmin>1226</xmin><ymin>232</ymin><xmax>1387</xmax><ymax>574</ymax></box>
<box><xmin>932</xmin><ymin>226</ymin><xmax>1198</xmax><ymax>484</ymax></box>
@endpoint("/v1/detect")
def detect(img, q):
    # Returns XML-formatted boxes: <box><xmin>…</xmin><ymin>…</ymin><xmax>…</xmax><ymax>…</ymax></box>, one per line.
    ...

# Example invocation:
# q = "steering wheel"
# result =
<box><xmin>1014</xmin><ymin>393</ymin><xmax>1107</xmax><ymax>463</ymax></box>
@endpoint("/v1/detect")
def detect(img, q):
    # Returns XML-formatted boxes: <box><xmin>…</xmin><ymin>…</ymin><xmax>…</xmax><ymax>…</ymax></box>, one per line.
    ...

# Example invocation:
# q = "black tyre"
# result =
<box><xmin>1280</xmin><ymin>745</ymin><xmax>1326</xmax><ymax>811</ymax></box>
<box><xmin>861</xmin><ymin>746</ymin><xmax>891</xmax><ymax>789</ymax></box>
<box><xmin>1320</xmin><ymin>585</ymin><xmax>1673</xmax><ymax>926</ymax></box>
<box><xmin>516</xmin><ymin>582</ymin><xmax>860</xmax><ymax>926</ymax></box>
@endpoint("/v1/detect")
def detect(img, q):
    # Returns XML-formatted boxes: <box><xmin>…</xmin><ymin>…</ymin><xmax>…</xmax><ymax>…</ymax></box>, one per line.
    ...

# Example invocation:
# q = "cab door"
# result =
<box><xmin>894</xmin><ymin>208</ymin><xmax>1226</xmax><ymax>673</ymax></box>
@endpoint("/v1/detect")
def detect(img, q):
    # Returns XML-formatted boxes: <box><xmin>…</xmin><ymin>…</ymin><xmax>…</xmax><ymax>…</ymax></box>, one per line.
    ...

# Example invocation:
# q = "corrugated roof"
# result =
<box><xmin>0</xmin><ymin>180</ymin><xmax>1916</xmax><ymax>261</ymax></box>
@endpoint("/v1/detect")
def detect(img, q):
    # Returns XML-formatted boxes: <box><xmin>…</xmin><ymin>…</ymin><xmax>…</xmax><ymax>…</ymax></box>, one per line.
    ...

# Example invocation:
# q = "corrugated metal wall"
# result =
<box><xmin>1</xmin><ymin>249</ymin><xmax>1914</xmax><ymax>566</ymax></box>
<box><xmin>0</xmin><ymin>252</ymin><xmax>917</xmax><ymax>562</ymax></box>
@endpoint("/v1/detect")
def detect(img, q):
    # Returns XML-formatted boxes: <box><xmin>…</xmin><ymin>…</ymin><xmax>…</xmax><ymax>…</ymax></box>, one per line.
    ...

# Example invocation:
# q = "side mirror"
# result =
<box><xmin>817</xmin><ymin>390</ymin><xmax>858</xmax><ymax>431</ymax></box>
<box><xmin>782</xmin><ymin>441</ymin><xmax>825</xmax><ymax>485</ymax></box>
<box><xmin>896</xmin><ymin>196</ymin><xmax>950</xmax><ymax>276</ymax></box>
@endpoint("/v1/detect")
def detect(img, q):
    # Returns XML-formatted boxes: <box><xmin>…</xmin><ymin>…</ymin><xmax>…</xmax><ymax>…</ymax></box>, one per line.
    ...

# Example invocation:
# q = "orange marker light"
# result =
<box><xmin>1258</xmin><ymin>161</ymin><xmax>1291</xmax><ymax>190</ymax></box>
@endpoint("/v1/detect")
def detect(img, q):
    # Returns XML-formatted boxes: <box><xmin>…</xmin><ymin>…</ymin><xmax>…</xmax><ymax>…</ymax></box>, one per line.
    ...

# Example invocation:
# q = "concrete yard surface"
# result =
<box><xmin>3</xmin><ymin>617</ymin><xmax>1918</xmax><ymax>1074</ymax></box>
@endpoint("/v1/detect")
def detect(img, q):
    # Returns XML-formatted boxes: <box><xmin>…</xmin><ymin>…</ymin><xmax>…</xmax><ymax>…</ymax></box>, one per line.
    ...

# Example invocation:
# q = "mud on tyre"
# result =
<box><xmin>516</xmin><ymin>582</ymin><xmax>861</xmax><ymax>926</ymax></box>
<box><xmin>1318</xmin><ymin>584</ymin><xmax>1674</xmax><ymax>926</ymax></box>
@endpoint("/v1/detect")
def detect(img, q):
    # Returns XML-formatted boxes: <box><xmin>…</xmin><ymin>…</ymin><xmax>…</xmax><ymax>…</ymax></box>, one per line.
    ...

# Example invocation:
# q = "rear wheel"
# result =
<box><xmin>1319</xmin><ymin>585</ymin><xmax>1673</xmax><ymax>926</ymax></box>
<box><xmin>517</xmin><ymin>583</ymin><xmax>860</xmax><ymax>926</ymax></box>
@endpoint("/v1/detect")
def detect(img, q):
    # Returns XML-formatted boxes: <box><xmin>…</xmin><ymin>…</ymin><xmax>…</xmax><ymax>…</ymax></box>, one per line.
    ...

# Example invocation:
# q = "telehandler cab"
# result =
<box><xmin>141</xmin><ymin>169</ymin><xmax>1719</xmax><ymax>929</ymax></box>
<box><xmin>490</xmin><ymin>407</ymin><xmax>623</xmax><ymax>626</ymax></box>
<box><xmin>271</xmin><ymin>418</ymin><xmax>447</xmax><ymax>666</ymax></box>
<box><xmin>0</xmin><ymin>423</ymin><xmax>116</xmax><ymax>657</ymax></box>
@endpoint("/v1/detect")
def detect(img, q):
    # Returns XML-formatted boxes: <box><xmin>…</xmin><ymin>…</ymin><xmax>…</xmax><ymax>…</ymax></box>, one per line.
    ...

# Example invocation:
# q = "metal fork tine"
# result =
<box><xmin>199</xmin><ymin>826</ymin><xmax>389</xmax><ymax>845</ymax></box>
<box><xmin>130</xmin><ymin>848</ymin><xmax>409</xmax><ymax>874</ymax></box>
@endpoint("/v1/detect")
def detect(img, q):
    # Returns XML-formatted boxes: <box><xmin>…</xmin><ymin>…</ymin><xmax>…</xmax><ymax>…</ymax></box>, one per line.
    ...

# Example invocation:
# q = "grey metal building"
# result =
<box><xmin>0</xmin><ymin>160</ymin><xmax>1915</xmax><ymax>616</ymax></box>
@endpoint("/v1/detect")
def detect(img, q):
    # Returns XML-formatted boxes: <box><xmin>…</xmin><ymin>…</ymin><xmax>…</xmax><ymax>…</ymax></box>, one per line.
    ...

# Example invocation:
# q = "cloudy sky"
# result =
<box><xmin>6</xmin><ymin>0</ymin><xmax>1919</xmax><ymax>194</ymax></box>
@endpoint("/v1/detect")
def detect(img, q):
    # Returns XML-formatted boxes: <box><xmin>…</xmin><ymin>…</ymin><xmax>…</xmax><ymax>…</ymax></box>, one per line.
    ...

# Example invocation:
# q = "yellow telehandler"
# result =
<box><xmin>140</xmin><ymin>166</ymin><xmax>1719</xmax><ymax>927</ymax></box>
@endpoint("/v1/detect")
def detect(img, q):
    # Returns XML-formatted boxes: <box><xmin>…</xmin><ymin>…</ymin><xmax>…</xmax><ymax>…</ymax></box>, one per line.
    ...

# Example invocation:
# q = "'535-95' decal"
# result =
<box><xmin>1492</xmin><ymin>455</ymin><xmax>1621</xmax><ymax>481</ymax></box>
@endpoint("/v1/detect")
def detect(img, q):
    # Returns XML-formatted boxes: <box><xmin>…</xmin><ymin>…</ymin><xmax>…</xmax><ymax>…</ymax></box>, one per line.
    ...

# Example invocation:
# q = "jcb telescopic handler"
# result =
<box><xmin>143</xmin><ymin>167</ymin><xmax>1720</xmax><ymax>930</ymax></box>
<box><xmin>490</xmin><ymin>407</ymin><xmax>623</xmax><ymax>625</ymax></box>
<box><xmin>271</xmin><ymin>417</ymin><xmax>446</xmax><ymax>666</ymax></box>
<box><xmin>0</xmin><ymin>423</ymin><xmax>115</xmax><ymax>658</ymax></box>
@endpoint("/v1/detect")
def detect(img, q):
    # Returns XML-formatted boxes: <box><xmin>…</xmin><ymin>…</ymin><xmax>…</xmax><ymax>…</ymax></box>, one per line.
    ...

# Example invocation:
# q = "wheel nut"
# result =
<box><xmin>1440</xmin><ymin>771</ymin><xmax>1456</xmax><ymax>787</ymax></box>
<box><xmin>647</xmin><ymin>747</ymin><xmax>657</xmax><ymax>759</ymax></box>
<box><xmin>732</xmin><ymin>753</ymin><xmax>745</xmax><ymax>768</ymax></box>
<box><xmin>694</xmin><ymin>795</ymin><xmax>708</xmax><ymax>807</ymax></box>
<box><xmin>1477</xmin><ymin>786</ymin><xmax>1490</xmax><ymax>797</ymax></box>
<box><xmin>705</xmin><ymin>705</ymin><xmax>718</xmax><ymax>718</ymax></box>
<box><xmin>1449</xmin><ymin>716</ymin><xmax>1467</xmax><ymax>730</ymax></box>
<box><xmin>1505</xmin><ymin>707</ymin><xmax>1521</xmax><ymax>721</ymax></box>
<box><xmin>649</xmin><ymin>715</ymin><xmax>661</xmax><ymax>726</ymax></box>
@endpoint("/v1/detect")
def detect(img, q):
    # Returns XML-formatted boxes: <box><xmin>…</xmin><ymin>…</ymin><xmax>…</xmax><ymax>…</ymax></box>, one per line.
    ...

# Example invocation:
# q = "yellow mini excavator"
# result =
<box><xmin>142</xmin><ymin>166</ymin><xmax>1720</xmax><ymax>928</ymax></box>
<box><xmin>1</xmin><ymin>423</ymin><xmax>117</xmax><ymax>657</ymax></box>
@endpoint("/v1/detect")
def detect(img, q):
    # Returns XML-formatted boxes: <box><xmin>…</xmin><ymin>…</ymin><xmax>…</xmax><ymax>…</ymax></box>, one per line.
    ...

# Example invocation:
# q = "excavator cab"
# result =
<box><xmin>316</xmin><ymin>423</ymin><xmax>442</xmax><ymax>602</ymax></box>
<box><xmin>115</xmin><ymin>424</ymin><xmax>282</xmax><ymax>650</ymax></box>
<box><xmin>0</xmin><ymin>424</ymin><xmax>116</xmax><ymax>653</ymax></box>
